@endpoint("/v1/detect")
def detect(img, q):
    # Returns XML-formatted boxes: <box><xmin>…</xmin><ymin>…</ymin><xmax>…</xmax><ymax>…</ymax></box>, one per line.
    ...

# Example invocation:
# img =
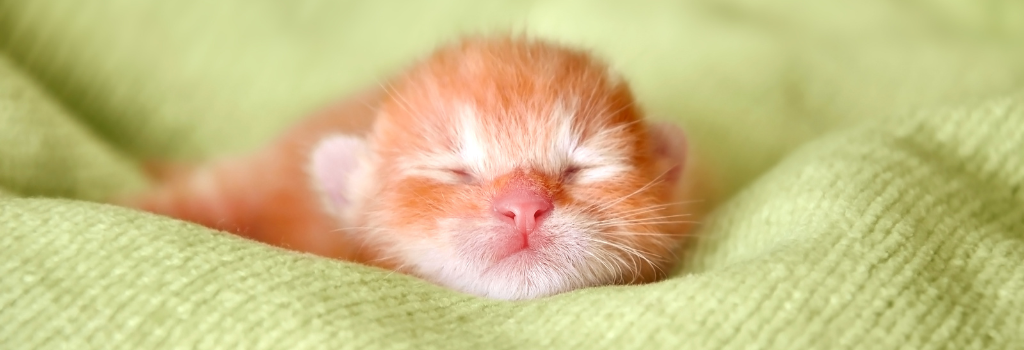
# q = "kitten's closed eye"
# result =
<box><xmin>561</xmin><ymin>165</ymin><xmax>585</xmax><ymax>182</ymax></box>
<box><xmin>444</xmin><ymin>168</ymin><xmax>476</xmax><ymax>185</ymax></box>
<box><xmin>562</xmin><ymin>163</ymin><xmax>632</xmax><ymax>184</ymax></box>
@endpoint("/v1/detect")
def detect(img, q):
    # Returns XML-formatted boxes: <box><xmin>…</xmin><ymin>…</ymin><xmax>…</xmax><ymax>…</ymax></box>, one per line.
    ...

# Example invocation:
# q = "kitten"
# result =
<box><xmin>118</xmin><ymin>36</ymin><xmax>704</xmax><ymax>300</ymax></box>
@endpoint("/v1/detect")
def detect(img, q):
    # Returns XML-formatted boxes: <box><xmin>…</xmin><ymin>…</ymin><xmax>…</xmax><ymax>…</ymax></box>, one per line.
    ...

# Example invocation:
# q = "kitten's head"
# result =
<box><xmin>311</xmin><ymin>37</ymin><xmax>690</xmax><ymax>300</ymax></box>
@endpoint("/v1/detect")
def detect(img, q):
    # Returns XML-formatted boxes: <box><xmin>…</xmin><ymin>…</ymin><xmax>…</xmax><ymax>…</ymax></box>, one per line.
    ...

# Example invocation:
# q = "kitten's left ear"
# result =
<box><xmin>309</xmin><ymin>135</ymin><xmax>367</xmax><ymax>213</ymax></box>
<box><xmin>647</xmin><ymin>121</ymin><xmax>688</xmax><ymax>186</ymax></box>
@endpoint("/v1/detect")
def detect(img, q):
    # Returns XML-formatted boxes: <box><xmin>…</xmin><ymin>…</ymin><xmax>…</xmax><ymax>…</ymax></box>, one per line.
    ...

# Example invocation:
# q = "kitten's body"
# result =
<box><xmin>119</xmin><ymin>37</ymin><xmax>708</xmax><ymax>300</ymax></box>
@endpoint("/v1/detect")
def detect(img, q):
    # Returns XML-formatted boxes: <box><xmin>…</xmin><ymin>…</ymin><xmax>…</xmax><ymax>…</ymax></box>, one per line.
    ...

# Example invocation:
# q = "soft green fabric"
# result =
<box><xmin>1</xmin><ymin>1</ymin><xmax>1023</xmax><ymax>349</ymax></box>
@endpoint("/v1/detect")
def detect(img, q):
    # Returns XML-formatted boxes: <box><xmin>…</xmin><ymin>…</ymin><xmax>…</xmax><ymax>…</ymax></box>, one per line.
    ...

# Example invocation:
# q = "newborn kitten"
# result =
<box><xmin>119</xmin><ymin>36</ymin><xmax>702</xmax><ymax>300</ymax></box>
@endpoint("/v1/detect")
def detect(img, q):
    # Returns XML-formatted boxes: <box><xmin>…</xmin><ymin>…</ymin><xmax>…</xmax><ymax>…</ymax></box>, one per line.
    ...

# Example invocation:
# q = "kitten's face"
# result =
<box><xmin>347</xmin><ymin>39</ymin><xmax>688</xmax><ymax>300</ymax></box>
<box><xmin>369</xmin><ymin>110</ymin><xmax>681</xmax><ymax>300</ymax></box>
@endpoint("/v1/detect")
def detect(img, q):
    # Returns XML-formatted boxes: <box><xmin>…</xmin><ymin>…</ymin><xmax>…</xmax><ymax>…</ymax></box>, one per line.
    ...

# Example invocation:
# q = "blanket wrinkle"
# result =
<box><xmin>1</xmin><ymin>1</ymin><xmax>1023</xmax><ymax>349</ymax></box>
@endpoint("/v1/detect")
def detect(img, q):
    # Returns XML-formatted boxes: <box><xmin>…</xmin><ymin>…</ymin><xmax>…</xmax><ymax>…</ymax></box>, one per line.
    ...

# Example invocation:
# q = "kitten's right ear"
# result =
<box><xmin>647</xmin><ymin>121</ymin><xmax>688</xmax><ymax>186</ymax></box>
<box><xmin>309</xmin><ymin>135</ymin><xmax>367</xmax><ymax>212</ymax></box>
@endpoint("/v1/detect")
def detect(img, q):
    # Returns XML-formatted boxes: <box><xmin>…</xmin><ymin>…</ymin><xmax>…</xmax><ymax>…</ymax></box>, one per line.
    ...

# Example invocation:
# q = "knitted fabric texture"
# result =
<box><xmin>2</xmin><ymin>1</ymin><xmax>1023</xmax><ymax>349</ymax></box>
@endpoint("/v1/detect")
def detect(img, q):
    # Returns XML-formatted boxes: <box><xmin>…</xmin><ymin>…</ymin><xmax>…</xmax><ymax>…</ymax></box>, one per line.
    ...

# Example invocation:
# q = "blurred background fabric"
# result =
<box><xmin>1</xmin><ymin>1</ymin><xmax>1023</xmax><ymax>349</ymax></box>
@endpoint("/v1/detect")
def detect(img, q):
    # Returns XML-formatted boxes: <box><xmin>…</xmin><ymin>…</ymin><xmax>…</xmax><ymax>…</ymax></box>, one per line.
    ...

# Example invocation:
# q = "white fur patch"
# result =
<box><xmin>457</xmin><ymin>106</ymin><xmax>486</xmax><ymax>171</ymax></box>
<box><xmin>403</xmin><ymin>208</ymin><xmax>621</xmax><ymax>300</ymax></box>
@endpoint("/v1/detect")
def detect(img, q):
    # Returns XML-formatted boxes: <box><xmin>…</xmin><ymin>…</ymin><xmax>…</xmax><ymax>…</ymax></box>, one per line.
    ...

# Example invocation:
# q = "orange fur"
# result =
<box><xmin>116</xmin><ymin>36</ymin><xmax>707</xmax><ymax>300</ymax></box>
<box><xmin>115</xmin><ymin>88</ymin><xmax>383</xmax><ymax>260</ymax></box>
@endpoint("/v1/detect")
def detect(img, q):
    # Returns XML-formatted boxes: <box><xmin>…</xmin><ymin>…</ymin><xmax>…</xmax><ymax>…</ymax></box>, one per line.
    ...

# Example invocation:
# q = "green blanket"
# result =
<box><xmin>2</xmin><ymin>1</ymin><xmax>1023</xmax><ymax>349</ymax></box>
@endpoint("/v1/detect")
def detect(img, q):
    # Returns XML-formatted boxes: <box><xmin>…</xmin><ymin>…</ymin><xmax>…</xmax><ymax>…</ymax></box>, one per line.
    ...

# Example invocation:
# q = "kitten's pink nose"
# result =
<box><xmin>492</xmin><ymin>190</ymin><xmax>554</xmax><ymax>235</ymax></box>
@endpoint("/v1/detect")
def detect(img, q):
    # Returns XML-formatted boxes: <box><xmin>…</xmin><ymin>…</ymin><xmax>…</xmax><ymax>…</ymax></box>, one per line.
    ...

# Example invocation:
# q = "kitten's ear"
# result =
<box><xmin>309</xmin><ymin>135</ymin><xmax>367</xmax><ymax>212</ymax></box>
<box><xmin>648</xmin><ymin>121</ymin><xmax>688</xmax><ymax>186</ymax></box>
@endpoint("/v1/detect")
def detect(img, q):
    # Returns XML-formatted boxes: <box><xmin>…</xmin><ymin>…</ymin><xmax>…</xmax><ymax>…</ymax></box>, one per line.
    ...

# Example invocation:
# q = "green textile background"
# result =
<box><xmin>1</xmin><ymin>1</ymin><xmax>1023</xmax><ymax>349</ymax></box>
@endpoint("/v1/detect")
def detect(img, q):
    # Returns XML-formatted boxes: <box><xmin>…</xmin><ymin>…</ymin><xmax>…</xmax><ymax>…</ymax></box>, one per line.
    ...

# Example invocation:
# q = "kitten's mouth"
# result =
<box><xmin>481</xmin><ymin>248</ymin><xmax>544</xmax><ymax>276</ymax></box>
<box><xmin>490</xmin><ymin>243</ymin><xmax>537</xmax><ymax>265</ymax></box>
<box><xmin>488</xmin><ymin>228</ymin><xmax>554</xmax><ymax>262</ymax></box>
<box><xmin>451</xmin><ymin>224</ymin><xmax>564</xmax><ymax>279</ymax></box>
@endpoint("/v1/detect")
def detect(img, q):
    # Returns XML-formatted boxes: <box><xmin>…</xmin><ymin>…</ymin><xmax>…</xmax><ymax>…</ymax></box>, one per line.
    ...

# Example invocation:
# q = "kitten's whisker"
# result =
<box><xmin>378</xmin><ymin>82</ymin><xmax>414</xmax><ymax>115</ymax></box>
<box><xmin>597</xmin><ymin>235</ymin><xmax>672</xmax><ymax>266</ymax></box>
<box><xmin>607</xmin><ymin>207</ymin><xmax>673</xmax><ymax>221</ymax></box>
<box><xmin>617</xmin><ymin>243</ymin><xmax>664</xmax><ymax>278</ymax></box>
<box><xmin>581</xmin><ymin>250</ymin><xmax>619</xmax><ymax>284</ymax></box>
<box><xmin>601</xmin><ymin>213</ymin><xmax>694</xmax><ymax>222</ymax></box>
<box><xmin>613</xmin><ymin>200</ymin><xmax>704</xmax><ymax>216</ymax></box>
<box><xmin>586</xmin><ymin>238</ymin><xmax>631</xmax><ymax>280</ymax></box>
<box><xmin>613</xmin><ymin>203</ymin><xmax>678</xmax><ymax>217</ymax></box>
<box><xmin>593</xmin><ymin>172</ymin><xmax>667</xmax><ymax>213</ymax></box>
<box><xmin>587</xmin><ymin>237</ymin><xmax>664</xmax><ymax>279</ymax></box>
<box><xmin>383</xmin><ymin>263</ymin><xmax>408</xmax><ymax>278</ymax></box>
<box><xmin>603</xmin><ymin>231</ymin><xmax>702</xmax><ymax>238</ymax></box>
<box><xmin>595</xmin><ymin>214</ymin><xmax>697</xmax><ymax>228</ymax></box>
<box><xmin>601</xmin><ymin>217</ymin><xmax>697</xmax><ymax>227</ymax></box>
<box><xmin>597</xmin><ymin>220</ymin><xmax>700</xmax><ymax>228</ymax></box>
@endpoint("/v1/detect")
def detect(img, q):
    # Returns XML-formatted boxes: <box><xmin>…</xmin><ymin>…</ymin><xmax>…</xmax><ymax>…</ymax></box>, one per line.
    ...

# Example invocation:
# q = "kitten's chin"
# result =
<box><xmin>418</xmin><ymin>251</ymin><xmax>608</xmax><ymax>301</ymax></box>
<box><xmin>463</xmin><ymin>262</ymin><xmax>581</xmax><ymax>300</ymax></box>
<box><xmin>410</xmin><ymin>220</ymin><xmax>620</xmax><ymax>300</ymax></box>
